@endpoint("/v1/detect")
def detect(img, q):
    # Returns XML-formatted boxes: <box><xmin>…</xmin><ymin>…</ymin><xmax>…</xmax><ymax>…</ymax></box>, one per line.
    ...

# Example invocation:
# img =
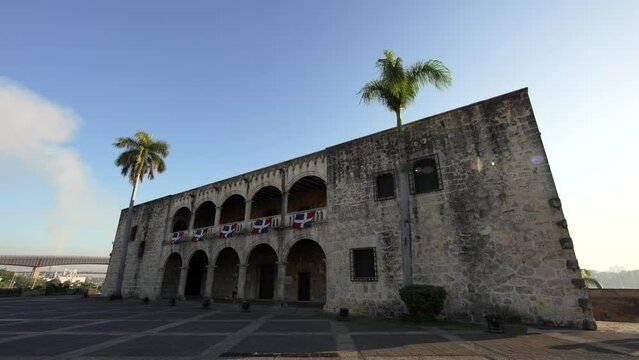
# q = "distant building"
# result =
<box><xmin>103</xmin><ymin>89</ymin><xmax>595</xmax><ymax>329</ymax></box>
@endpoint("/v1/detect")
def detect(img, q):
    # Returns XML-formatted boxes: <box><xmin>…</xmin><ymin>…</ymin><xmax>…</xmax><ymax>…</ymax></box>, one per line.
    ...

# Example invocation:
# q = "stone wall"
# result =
<box><xmin>103</xmin><ymin>88</ymin><xmax>594</xmax><ymax>329</ymax></box>
<box><xmin>588</xmin><ymin>289</ymin><xmax>639</xmax><ymax>322</ymax></box>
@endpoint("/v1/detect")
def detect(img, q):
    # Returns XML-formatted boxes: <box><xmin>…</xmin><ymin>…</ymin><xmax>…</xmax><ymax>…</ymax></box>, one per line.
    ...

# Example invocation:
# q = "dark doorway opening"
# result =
<box><xmin>259</xmin><ymin>264</ymin><xmax>275</xmax><ymax>299</ymax></box>
<box><xmin>185</xmin><ymin>251</ymin><xmax>208</xmax><ymax>297</ymax></box>
<box><xmin>298</xmin><ymin>272</ymin><xmax>310</xmax><ymax>301</ymax></box>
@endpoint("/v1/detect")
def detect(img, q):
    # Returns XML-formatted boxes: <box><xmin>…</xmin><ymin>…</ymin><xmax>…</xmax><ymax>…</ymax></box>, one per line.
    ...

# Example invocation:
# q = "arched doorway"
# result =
<box><xmin>185</xmin><ymin>250</ymin><xmax>208</xmax><ymax>297</ymax></box>
<box><xmin>246</xmin><ymin>244</ymin><xmax>278</xmax><ymax>300</ymax></box>
<box><xmin>220</xmin><ymin>195</ymin><xmax>246</xmax><ymax>224</ymax></box>
<box><xmin>287</xmin><ymin>176</ymin><xmax>326</xmax><ymax>212</ymax></box>
<box><xmin>212</xmin><ymin>248</ymin><xmax>240</xmax><ymax>300</ymax></box>
<box><xmin>251</xmin><ymin>186</ymin><xmax>282</xmax><ymax>218</ymax></box>
<box><xmin>193</xmin><ymin>201</ymin><xmax>216</xmax><ymax>229</ymax></box>
<box><xmin>286</xmin><ymin>239</ymin><xmax>326</xmax><ymax>303</ymax></box>
<box><xmin>161</xmin><ymin>253</ymin><xmax>182</xmax><ymax>299</ymax></box>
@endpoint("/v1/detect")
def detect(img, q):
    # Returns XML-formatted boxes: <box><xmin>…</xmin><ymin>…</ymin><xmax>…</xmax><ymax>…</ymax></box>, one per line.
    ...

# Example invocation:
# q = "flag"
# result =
<box><xmin>170</xmin><ymin>231</ymin><xmax>184</xmax><ymax>244</ymax></box>
<box><xmin>192</xmin><ymin>228</ymin><xmax>208</xmax><ymax>242</ymax></box>
<box><xmin>219</xmin><ymin>224</ymin><xmax>236</xmax><ymax>238</ymax></box>
<box><xmin>293</xmin><ymin>211</ymin><xmax>315</xmax><ymax>229</ymax></box>
<box><xmin>252</xmin><ymin>218</ymin><xmax>272</xmax><ymax>234</ymax></box>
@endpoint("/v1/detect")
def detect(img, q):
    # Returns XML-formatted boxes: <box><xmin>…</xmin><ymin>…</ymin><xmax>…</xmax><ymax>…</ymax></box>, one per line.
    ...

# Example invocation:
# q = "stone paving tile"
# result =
<box><xmin>352</xmin><ymin>334</ymin><xmax>471</xmax><ymax>357</ymax></box>
<box><xmin>0</xmin><ymin>320</ymin><xmax>89</xmax><ymax>332</ymax></box>
<box><xmin>255</xmin><ymin>320</ymin><xmax>331</xmax><ymax>333</ymax></box>
<box><xmin>344</xmin><ymin>321</ymin><xmax>426</xmax><ymax>333</ymax></box>
<box><xmin>132</xmin><ymin>311</ymin><xmax>203</xmax><ymax>320</ymax></box>
<box><xmin>0</xmin><ymin>311</ymin><xmax>52</xmax><ymax>319</ymax></box>
<box><xmin>87</xmin><ymin>334</ymin><xmax>226</xmax><ymax>357</ymax></box>
<box><xmin>70</xmin><ymin>320</ymin><xmax>171</xmax><ymax>333</ymax></box>
<box><xmin>271</xmin><ymin>313</ymin><xmax>328</xmax><ymax>320</ymax></box>
<box><xmin>0</xmin><ymin>334</ymin><xmax>118</xmax><ymax>356</ymax></box>
<box><xmin>160</xmin><ymin>320</ymin><xmax>251</xmax><ymax>333</ymax></box>
<box><xmin>227</xmin><ymin>335</ymin><xmax>336</xmax><ymax>355</ymax></box>
<box><xmin>204</xmin><ymin>311</ymin><xmax>266</xmax><ymax>320</ymax></box>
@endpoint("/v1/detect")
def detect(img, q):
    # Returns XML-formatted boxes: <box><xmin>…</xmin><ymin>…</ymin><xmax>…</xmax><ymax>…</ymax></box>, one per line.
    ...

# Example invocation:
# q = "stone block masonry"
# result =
<box><xmin>103</xmin><ymin>88</ymin><xmax>595</xmax><ymax>329</ymax></box>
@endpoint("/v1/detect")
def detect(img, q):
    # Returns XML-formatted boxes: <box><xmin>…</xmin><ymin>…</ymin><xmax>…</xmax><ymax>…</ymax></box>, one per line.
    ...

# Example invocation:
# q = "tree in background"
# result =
<box><xmin>581</xmin><ymin>269</ymin><xmax>603</xmax><ymax>289</ymax></box>
<box><xmin>360</xmin><ymin>50</ymin><xmax>452</xmax><ymax>285</ymax></box>
<box><xmin>112</xmin><ymin>131</ymin><xmax>169</xmax><ymax>298</ymax></box>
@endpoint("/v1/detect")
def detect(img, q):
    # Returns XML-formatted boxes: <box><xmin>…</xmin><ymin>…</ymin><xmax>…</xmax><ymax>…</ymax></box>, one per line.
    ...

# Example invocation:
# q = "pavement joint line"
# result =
<box><xmin>195</xmin><ymin>313</ymin><xmax>275</xmax><ymax>359</ymax></box>
<box><xmin>330</xmin><ymin>320</ymin><xmax>357</xmax><ymax>352</ymax></box>
<box><xmin>50</xmin><ymin>310</ymin><xmax>222</xmax><ymax>359</ymax></box>
<box><xmin>0</xmin><ymin>318</ymin><xmax>116</xmax><ymax>345</ymax></box>
<box><xmin>422</xmin><ymin>326</ymin><xmax>508</xmax><ymax>360</ymax></box>
<box><xmin>538</xmin><ymin>330</ymin><xmax>639</xmax><ymax>358</ymax></box>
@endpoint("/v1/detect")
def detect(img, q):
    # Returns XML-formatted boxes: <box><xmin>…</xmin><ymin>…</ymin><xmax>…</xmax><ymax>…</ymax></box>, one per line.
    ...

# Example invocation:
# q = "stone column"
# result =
<box><xmin>281</xmin><ymin>191</ymin><xmax>288</xmax><ymax>227</ymax></box>
<box><xmin>214</xmin><ymin>206</ymin><xmax>222</xmax><ymax>226</ymax></box>
<box><xmin>188</xmin><ymin>211</ymin><xmax>196</xmax><ymax>233</ymax></box>
<box><xmin>237</xmin><ymin>263</ymin><xmax>248</xmax><ymax>300</ymax></box>
<box><xmin>203</xmin><ymin>265</ymin><xmax>215</xmax><ymax>300</ymax></box>
<box><xmin>177</xmin><ymin>266</ymin><xmax>189</xmax><ymax>300</ymax></box>
<box><xmin>275</xmin><ymin>261</ymin><xmax>287</xmax><ymax>303</ymax></box>
<box><xmin>244</xmin><ymin>200</ymin><xmax>252</xmax><ymax>231</ymax></box>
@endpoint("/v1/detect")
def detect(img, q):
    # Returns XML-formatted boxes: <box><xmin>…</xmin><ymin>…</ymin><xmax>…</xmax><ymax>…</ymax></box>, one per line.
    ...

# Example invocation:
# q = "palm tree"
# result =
<box><xmin>112</xmin><ymin>131</ymin><xmax>169</xmax><ymax>298</ymax></box>
<box><xmin>360</xmin><ymin>50</ymin><xmax>451</xmax><ymax>286</ymax></box>
<box><xmin>581</xmin><ymin>269</ymin><xmax>603</xmax><ymax>289</ymax></box>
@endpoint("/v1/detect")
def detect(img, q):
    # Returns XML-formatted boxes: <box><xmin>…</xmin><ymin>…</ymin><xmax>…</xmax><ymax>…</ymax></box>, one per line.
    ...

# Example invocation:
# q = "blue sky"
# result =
<box><xmin>0</xmin><ymin>0</ymin><xmax>637</xmax><ymax>271</ymax></box>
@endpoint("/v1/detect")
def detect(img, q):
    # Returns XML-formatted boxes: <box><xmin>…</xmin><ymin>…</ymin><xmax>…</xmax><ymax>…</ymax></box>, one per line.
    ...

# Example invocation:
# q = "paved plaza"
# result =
<box><xmin>0</xmin><ymin>296</ymin><xmax>637</xmax><ymax>359</ymax></box>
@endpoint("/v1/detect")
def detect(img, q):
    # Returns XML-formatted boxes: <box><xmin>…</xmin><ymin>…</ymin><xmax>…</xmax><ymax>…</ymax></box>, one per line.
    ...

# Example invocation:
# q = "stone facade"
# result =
<box><xmin>103</xmin><ymin>88</ymin><xmax>595</xmax><ymax>329</ymax></box>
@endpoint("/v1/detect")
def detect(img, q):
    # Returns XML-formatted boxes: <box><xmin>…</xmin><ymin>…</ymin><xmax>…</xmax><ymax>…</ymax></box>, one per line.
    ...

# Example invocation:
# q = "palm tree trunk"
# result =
<box><xmin>396</xmin><ymin>111</ymin><xmax>413</xmax><ymax>286</ymax></box>
<box><xmin>113</xmin><ymin>173</ymin><xmax>140</xmax><ymax>298</ymax></box>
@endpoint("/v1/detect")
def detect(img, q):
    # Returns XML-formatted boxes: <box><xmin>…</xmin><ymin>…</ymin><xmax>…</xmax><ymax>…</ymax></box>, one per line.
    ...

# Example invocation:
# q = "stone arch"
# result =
<box><xmin>212</xmin><ymin>247</ymin><xmax>240</xmax><ymax>300</ymax></box>
<box><xmin>284</xmin><ymin>239</ymin><xmax>326</xmax><ymax>303</ymax></box>
<box><xmin>250</xmin><ymin>185</ymin><xmax>283</xmax><ymax>219</ymax></box>
<box><xmin>285</xmin><ymin>172</ymin><xmax>326</xmax><ymax>192</ymax></box>
<box><xmin>247</xmin><ymin>182</ymin><xmax>282</xmax><ymax>199</ymax></box>
<box><xmin>287</xmin><ymin>175</ymin><xmax>327</xmax><ymax>212</ymax></box>
<box><xmin>219</xmin><ymin>194</ymin><xmax>246</xmax><ymax>224</ymax></box>
<box><xmin>193</xmin><ymin>201</ymin><xmax>216</xmax><ymax>229</ymax></box>
<box><xmin>160</xmin><ymin>253</ymin><xmax>182</xmax><ymax>299</ymax></box>
<box><xmin>185</xmin><ymin>250</ymin><xmax>209</xmax><ymax>297</ymax></box>
<box><xmin>245</xmin><ymin>243</ymin><xmax>279</xmax><ymax>300</ymax></box>
<box><xmin>171</xmin><ymin>207</ymin><xmax>191</xmax><ymax>232</ymax></box>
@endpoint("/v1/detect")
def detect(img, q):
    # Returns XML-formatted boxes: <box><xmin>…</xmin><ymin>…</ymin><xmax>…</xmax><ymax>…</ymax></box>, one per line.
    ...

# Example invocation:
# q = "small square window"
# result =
<box><xmin>350</xmin><ymin>247</ymin><xmax>377</xmax><ymax>281</ymax></box>
<box><xmin>376</xmin><ymin>173</ymin><xmax>395</xmax><ymax>200</ymax></box>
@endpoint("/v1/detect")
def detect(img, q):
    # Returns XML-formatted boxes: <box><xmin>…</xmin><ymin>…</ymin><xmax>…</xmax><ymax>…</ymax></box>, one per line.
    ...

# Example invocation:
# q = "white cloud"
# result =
<box><xmin>0</xmin><ymin>79</ymin><xmax>118</xmax><ymax>254</ymax></box>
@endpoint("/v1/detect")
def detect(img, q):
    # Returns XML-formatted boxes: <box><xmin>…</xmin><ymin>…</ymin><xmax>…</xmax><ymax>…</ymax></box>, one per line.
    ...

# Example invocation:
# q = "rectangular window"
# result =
<box><xmin>137</xmin><ymin>241</ymin><xmax>146</xmax><ymax>258</ymax></box>
<box><xmin>129</xmin><ymin>226</ymin><xmax>138</xmax><ymax>242</ymax></box>
<box><xmin>376</xmin><ymin>173</ymin><xmax>395</xmax><ymax>200</ymax></box>
<box><xmin>412</xmin><ymin>155</ymin><xmax>442</xmax><ymax>194</ymax></box>
<box><xmin>350</xmin><ymin>247</ymin><xmax>377</xmax><ymax>281</ymax></box>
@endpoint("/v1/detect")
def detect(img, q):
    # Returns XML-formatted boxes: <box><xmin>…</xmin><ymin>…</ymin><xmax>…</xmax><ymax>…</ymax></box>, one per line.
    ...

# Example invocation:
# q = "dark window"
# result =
<box><xmin>137</xmin><ymin>241</ymin><xmax>146</xmax><ymax>258</ymax></box>
<box><xmin>129</xmin><ymin>226</ymin><xmax>138</xmax><ymax>242</ymax></box>
<box><xmin>413</xmin><ymin>158</ymin><xmax>440</xmax><ymax>193</ymax></box>
<box><xmin>350</xmin><ymin>248</ymin><xmax>377</xmax><ymax>281</ymax></box>
<box><xmin>376</xmin><ymin>173</ymin><xmax>395</xmax><ymax>200</ymax></box>
<box><xmin>172</xmin><ymin>220</ymin><xmax>187</xmax><ymax>232</ymax></box>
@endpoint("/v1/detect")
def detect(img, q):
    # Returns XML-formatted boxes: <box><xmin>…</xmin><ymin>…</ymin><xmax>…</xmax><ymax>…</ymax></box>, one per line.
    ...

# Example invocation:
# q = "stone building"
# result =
<box><xmin>102</xmin><ymin>88</ymin><xmax>595</xmax><ymax>329</ymax></box>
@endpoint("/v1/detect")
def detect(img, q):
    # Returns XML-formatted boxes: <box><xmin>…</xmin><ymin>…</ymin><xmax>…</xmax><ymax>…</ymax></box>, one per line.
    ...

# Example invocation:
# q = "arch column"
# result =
<box><xmin>237</xmin><ymin>263</ymin><xmax>248</xmax><ymax>300</ymax></box>
<box><xmin>177</xmin><ymin>266</ymin><xmax>189</xmax><ymax>300</ymax></box>
<box><xmin>275</xmin><ymin>261</ymin><xmax>287</xmax><ymax>303</ymax></box>
<box><xmin>281</xmin><ymin>191</ymin><xmax>288</xmax><ymax>226</ymax></box>
<box><xmin>188</xmin><ymin>212</ymin><xmax>196</xmax><ymax>234</ymax></box>
<box><xmin>244</xmin><ymin>200</ymin><xmax>252</xmax><ymax>227</ymax></box>
<box><xmin>203</xmin><ymin>265</ymin><xmax>215</xmax><ymax>300</ymax></box>
<box><xmin>214</xmin><ymin>206</ymin><xmax>222</xmax><ymax>226</ymax></box>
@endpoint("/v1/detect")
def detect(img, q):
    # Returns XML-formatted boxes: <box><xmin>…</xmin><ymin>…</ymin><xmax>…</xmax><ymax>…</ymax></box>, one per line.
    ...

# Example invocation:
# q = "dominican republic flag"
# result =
<box><xmin>293</xmin><ymin>211</ymin><xmax>315</xmax><ymax>229</ymax></box>
<box><xmin>252</xmin><ymin>218</ymin><xmax>272</xmax><ymax>234</ymax></box>
<box><xmin>170</xmin><ymin>231</ymin><xmax>184</xmax><ymax>244</ymax></box>
<box><xmin>192</xmin><ymin>228</ymin><xmax>208</xmax><ymax>242</ymax></box>
<box><xmin>219</xmin><ymin>224</ymin><xmax>236</xmax><ymax>238</ymax></box>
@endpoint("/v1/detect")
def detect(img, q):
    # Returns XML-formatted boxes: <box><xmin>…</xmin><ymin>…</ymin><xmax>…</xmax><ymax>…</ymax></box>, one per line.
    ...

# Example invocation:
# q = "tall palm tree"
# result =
<box><xmin>112</xmin><ymin>131</ymin><xmax>169</xmax><ymax>298</ymax></box>
<box><xmin>360</xmin><ymin>50</ymin><xmax>451</xmax><ymax>286</ymax></box>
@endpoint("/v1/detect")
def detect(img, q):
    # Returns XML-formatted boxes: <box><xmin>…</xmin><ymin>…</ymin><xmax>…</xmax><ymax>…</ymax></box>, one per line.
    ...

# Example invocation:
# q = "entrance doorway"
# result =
<box><xmin>297</xmin><ymin>272</ymin><xmax>310</xmax><ymax>301</ymax></box>
<box><xmin>259</xmin><ymin>264</ymin><xmax>275</xmax><ymax>299</ymax></box>
<box><xmin>185</xmin><ymin>250</ymin><xmax>208</xmax><ymax>297</ymax></box>
<box><xmin>246</xmin><ymin>244</ymin><xmax>278</xmax><ymax>300</ymax></box>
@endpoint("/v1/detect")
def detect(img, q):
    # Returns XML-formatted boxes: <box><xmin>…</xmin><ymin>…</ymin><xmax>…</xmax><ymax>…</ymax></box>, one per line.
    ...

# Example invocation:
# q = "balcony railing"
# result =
<box><xmin>166</xmin><ymin>207</ymin><xmax>326</xmax><ymax>244</ymax></box>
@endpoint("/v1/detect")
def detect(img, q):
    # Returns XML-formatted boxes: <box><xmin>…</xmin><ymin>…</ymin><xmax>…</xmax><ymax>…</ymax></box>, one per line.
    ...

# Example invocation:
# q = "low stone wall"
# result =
<box><xmin>588</xmin><ymin>289</ymin><xmax>639</xmax><ymax>322</ymax></box>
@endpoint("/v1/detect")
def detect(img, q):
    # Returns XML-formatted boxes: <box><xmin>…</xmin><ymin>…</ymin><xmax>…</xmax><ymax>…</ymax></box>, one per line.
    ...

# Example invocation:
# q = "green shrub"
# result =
<box><xmin>399</xmin><ymin>285</ymin><xmax>446</xmax><ymax>320</ymax></box>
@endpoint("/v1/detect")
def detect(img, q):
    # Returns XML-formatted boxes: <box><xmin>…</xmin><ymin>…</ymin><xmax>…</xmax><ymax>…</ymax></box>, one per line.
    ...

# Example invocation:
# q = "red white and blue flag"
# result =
<box><xmin>219</xmin><ymin>224</ymin><xmax>236</xmax><ymax>238</ymax></box>
<box><xmin>252</xmin><ymin>218</ymin><xmax>272</xmax><ymax>234</ymax></box>
<box><xmin>170</xmin><ymin>231</ymin><xmax>184</xmax><ymax>244</ymax></box>
<box><xmin>192</xmin><ymin>228</ymin><xmax>208</xmax><ymax>242</ymax></box>
<box><xmin>293</xmin><ymin>211</ymin><xmax>315</xmax><ymax>229</ymax></box>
